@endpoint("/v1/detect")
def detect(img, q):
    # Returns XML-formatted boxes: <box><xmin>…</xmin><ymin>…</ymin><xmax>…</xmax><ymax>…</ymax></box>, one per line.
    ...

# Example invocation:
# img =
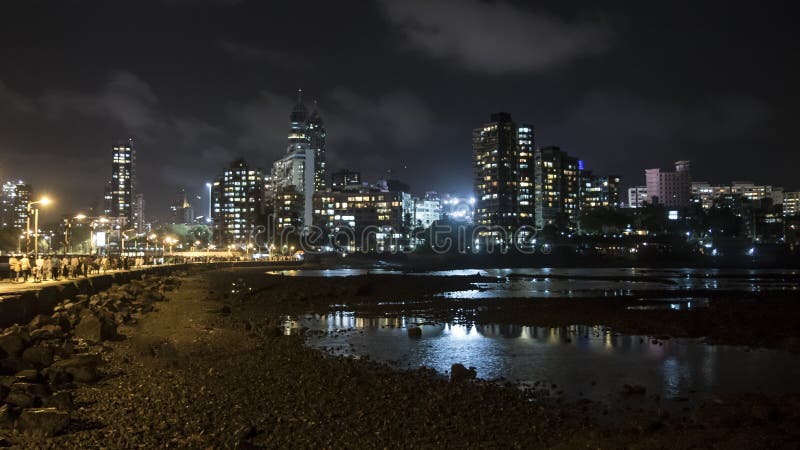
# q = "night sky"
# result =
<box><xmin>1</xmin><ymin>0</ymin><xmax>796</xmax><ymax>223</ymax></box>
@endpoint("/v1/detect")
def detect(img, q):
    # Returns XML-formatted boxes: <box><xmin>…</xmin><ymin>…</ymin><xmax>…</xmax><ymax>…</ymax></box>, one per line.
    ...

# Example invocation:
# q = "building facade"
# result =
<box><xmin>413</xmin><ymin>192</ymin><xmax>443</xmax><ymax>229</ymax></box>
<box><xmin>272</xmin><ymin>144</ymin><xmax>315</xmax><ymax>232</ymax></box>
<box><xmin>169</xmin><ymin>189</ymin><xmax>193</xmax><ymax>225</ymax></box>
<box><xmin>691</xmin><ymin>181</ymin><xmax>784</xmax><ymax>211</ymax></box>
<box><xmin>331</xmin><ymin>169</ymin><xmax>362</xmax><ymax>191</ymax></box>
<box><xmin>534</xmin><ymin>146</ymin><xmax>580</xmax><ymax>229</ymax></box>
<box><xmin>110</xmin><ymin>139</ymin><xmax>136</xmax><ymax>223</ymax></box>
<box><xmin>472</xmin><ymin>112</ymin><xmax>535</xmax><ymax>232</ymax></box>
<box><xmin>313</xmin><ymin>187</ymin><xmax>413</xmax><ymax>252</ymax></box>
<box><xmin>784</xmin><ymin>191</ymin><xmax>800</xmax><ymax>217</ymax></box>
<box><xmin>211</xmin><ymin>159</ymin><xmax>266</xmax><ymax>246</ymax></box>
<box><xmin>0</xmin><ymin>181</ymin><xmax>31</xmax><ymax>231</ymax></box>
<box><xmin>580</xmin><ymin>172</ymin><xmax>621</xmax><ymax>210</ymax></box>
<box><xmin>644</xmin><ymin>160</ymin><xmax>691</xmax><ymax>208</ymax></box>
<box><xmin>287</xmin><ymin>89</ymin><xmax>326</xmax><ymax>192</ymax></box>
<box><xmin>627</xmin><ymin>186</ymin><xmax>648</xmax><ymax>208</ymax></box>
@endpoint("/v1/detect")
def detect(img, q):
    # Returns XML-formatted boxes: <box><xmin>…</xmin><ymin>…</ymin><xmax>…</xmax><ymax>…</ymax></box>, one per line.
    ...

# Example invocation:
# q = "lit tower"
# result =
<box><xmin>110</xmin><ymin>138</ymin><xmax>136</xmax><ymax>223</ymax></box>
<box><xmin>307</xmin><ymin>101</ymin><xmax>327</xmax><ymax>191</ymax></box>
<box><xmin>288</xmin><ymin>89</ymin><xmax>309</xmax><ymax>146</ymax></box>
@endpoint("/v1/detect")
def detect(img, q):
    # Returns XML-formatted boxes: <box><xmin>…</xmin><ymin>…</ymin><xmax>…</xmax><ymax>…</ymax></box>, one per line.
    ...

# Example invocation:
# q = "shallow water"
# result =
<box><xmin>292</xmin><ymin>312</ymin><xmax>800</xmax><ymax>412</ymax></box>
<box><xmin>267</xmin><ymin>267</ymin><xmax>800</xmax><ymax>298</ymax></box>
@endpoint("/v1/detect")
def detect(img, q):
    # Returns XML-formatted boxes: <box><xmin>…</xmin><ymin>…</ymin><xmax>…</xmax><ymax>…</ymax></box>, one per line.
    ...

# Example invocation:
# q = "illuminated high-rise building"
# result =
<box><xmin>307</xmin><ymin>102</ymin><xmax>327</xmax><ymax>191</ymax></box>
<box><xmin>1</xmin><ymin>180</ymin><xmax>31</xmax><ymax>231</ymax></box>
<box><xmin>110</xmin><ymin>139</ymin><xmax>136</xmax><ymax>223</ymax></box>
<box><xmin>270</xmin><ymin>90</ymin><xmax>325</xmax><ymax>233</ymax></box>
<box><xmin>645</xmin><ymin>160</ymin><xmax>691</xmax><ymax>208</ymax></box>
<box><xmin>627</xmin><ymin>186</ymin><xmax>648</xmax><ymax>208</ymax></box>
<box><xmin>286</xmin><ymin>89</ymin><xmax>326</xmax><ymax>192</ymax></box>
<box><xmin>472</xmin><ymin>112</ymin><xmax>535</xmax><ymax>232</ymax></box>
<box><xmin>580</xmin><ymin>171</ymin><xmax>621</xmax><ymax>210</ymax></box>
<box><xmin>169</xmin><ymin>189</ymin><xmax>193</xmax><ymax>225</ymax></box>
<box><xmin>534</xmin><ymin>146</ymin><xmax>580</xmax><ymax>230</ymax></box>
<box><xmin>211</xmin><ymin>159</ymin><xmax>266</xmax><ymax>246</ymax></box>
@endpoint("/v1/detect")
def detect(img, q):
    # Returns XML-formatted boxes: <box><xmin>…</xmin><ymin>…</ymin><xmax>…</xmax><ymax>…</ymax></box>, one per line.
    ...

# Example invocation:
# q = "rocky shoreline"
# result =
<box><xmin>0</xmin><ymin>266</ymin><xmax>798</xmax><ymax>448</ymax></box>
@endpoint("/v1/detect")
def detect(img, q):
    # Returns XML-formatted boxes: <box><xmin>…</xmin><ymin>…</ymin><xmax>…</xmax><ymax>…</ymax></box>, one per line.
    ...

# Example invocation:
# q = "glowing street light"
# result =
<box><xmin>27</xmin><ymin>197</ymin><xmax>52</xmax><ymax>259</ymax></box>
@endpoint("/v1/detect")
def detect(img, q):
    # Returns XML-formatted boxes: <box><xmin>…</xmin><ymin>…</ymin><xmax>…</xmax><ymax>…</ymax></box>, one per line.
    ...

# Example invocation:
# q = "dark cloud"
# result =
<box><xmin>0</xmin><ymin>81</ymin><xmax>36</xmax><ymax>114</ymax></box>
<box><xmin>326</xmin><ymin>88</ymin><xmax>434</xmax><ymax>147</ymax></box>
<box><xmin>378</xmin><ymin>0</ymin><xmax>612</xmax><ymax>74</ymax></box>
<box><xmin>40</xmin><ymin>71</ymin><xmax>160</xmax><ymax>139</ymax></box>
<box><xmin>554</xmin><ymin>89</ymin><xmax>772</xmax><ymax>184</ymax></box>
<box><xmin>218</xmin><ymin>40</ymin><xmax>311</xmax><ymax>69</ymax></box>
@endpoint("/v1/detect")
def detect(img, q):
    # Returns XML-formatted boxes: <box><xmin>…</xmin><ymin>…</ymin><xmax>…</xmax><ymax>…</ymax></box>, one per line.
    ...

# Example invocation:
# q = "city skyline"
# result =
<box><xmin>1</xmin><ymin>1</ymin><xmax>797</xmax><ymax>224</ymax></box>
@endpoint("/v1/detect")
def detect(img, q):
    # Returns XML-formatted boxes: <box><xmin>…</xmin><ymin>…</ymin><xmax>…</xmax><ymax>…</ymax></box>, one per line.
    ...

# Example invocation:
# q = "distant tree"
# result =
<box><xmin>0</xmin><ymin>228</ymin><xmax>22</xmax><ymax>253</ymax></box>
<box><xmin>579</xmin><ymin>208</ymin><xmax>628</xmax><ymax>235</ymax></box>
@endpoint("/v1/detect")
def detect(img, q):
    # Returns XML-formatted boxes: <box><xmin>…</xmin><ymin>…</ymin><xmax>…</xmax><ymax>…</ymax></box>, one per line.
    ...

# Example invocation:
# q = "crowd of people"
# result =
<box><xmin>5</xmin><ymin>255</ymin><xmax>155</xmax><ymax>284</ymax></box>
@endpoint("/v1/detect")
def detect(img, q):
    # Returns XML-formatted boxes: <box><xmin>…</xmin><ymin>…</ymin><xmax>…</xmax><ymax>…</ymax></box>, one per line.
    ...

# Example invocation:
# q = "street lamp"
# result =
<box><xmin>27</xmin><ymin>197</ymin><xmax>51</xmax><ymax>259</ymax></box>
<box><xmin>121</xmin><ymin>228</ymin><xmax>137</xmax><ymax>256</ymax></box>
<box><xmin>74</xmin><ymin>214</ymin><xmax>109</xmax><ymax>255</ymax></box>
<box><xmin>164</xmin><ymin>237</ymin><xmax>175</xmax><ymax>254</ymax></box>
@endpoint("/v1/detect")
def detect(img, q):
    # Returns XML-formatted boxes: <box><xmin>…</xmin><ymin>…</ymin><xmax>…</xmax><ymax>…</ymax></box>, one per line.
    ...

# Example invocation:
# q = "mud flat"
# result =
<box><xmin>1</xmin><ymin>265</ymin><xmax>798</xmax><ymax>448</ymax></box>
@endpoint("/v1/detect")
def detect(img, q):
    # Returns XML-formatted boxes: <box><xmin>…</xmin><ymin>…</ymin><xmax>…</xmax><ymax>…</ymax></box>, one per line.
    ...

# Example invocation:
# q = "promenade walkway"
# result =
<box><xmin>0</xmin><ymin>267</ymin><xmax>164</xmax><ymax>296</ymax></box>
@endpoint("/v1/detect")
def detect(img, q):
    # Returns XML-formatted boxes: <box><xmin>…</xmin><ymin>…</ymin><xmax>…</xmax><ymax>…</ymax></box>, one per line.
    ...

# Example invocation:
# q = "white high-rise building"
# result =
<box><xmin>413</xmin><ymin>192</ymin><xmax>443</xmax><ymax>228</ymax></box>
<box><xmin>627</xmin><ymin>186</ymin><xmax>648</xmax><ymax>208</ymax></box>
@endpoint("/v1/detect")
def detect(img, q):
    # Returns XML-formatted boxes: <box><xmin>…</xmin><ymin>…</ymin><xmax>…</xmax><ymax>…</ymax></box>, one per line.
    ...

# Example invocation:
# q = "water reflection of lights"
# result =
<box><xmin>446</xmin><ymin>323</ymin><xmax>481</xmax><ymax>340</ymax></box>
<box><xmin>297</xmin><ymin>313</ymin><xmax>800</xmax><ymax>406</ymax></box>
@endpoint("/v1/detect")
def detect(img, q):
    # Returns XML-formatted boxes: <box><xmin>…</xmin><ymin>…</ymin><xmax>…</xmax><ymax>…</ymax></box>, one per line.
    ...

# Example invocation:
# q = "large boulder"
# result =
<box><xmin>0</xmin><ymin>331</ymin><xmax>27</xmax><ymax>358</ymax></box>
<box><xmin>0</xmin><ymin>404</ymin><xmax>14</xmax><ymax>430</ymax></box>
<box><xmin>74</xmin><ymin>310</ymin><xmax>118</xmax><ymax>343</ymax></box>
<box><xmin>0</xmin><ymin>358</ymin><xmax>35</xmax><ymax>375</ymax></box>
<box><xmin>42</xmin><ymin>391</ymin><xmax>74</xmax><ymax>411</ymax></box>
<box><xmin>5</xmin><ymin>382</ymin><xmax>50</xmax><ymax>407</ymax></box>
<box><xmin>17</xmin><ymin>408</ymin><xmax>70</xmax><ymax>437</ymax></box>
<box><xmin>22</xmin><ymin>347</ymin><xmax>54</xmax><ymax>368</ymax></box>
<box><xmin>29</xmin><ymin>325</ymin><xmax>64</xmax><ymax>342</ymax></box>
<box><xmin>450</xmin><ymin>363</ymin><xmax>477</xmax><ymax>382</ymax></box>
<box><xmin>27</xmin><ymin>314</ymin><xmax>55</xmax><ymax>330</ymax></box>
<box><xmin>46</xmin><ymin>354</ymin><xmax>101</xmax><ymax>384</ymax></box>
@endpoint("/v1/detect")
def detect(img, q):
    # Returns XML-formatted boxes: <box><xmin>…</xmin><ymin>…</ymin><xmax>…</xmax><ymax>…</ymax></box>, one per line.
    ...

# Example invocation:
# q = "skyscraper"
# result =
<box><xmin>1</xmin><ymin>181</ymin><xmax>18</xmax><ymax>229</ymax></box>
<box><xmin>211</xmin><ymin>159</ymin><xmax>266</xmax><ymax>246</ymax></box>
<box><xmin>472</xmin><ymin>112</ymin><xmax>535</xmax><ymax>231</ymax></box>
<box><xmin>286</xmin><ymin>89</ymin><xmax>326</xmax><ymax>191</ymax></box>
<box><xmin>534</xmin><ymin>146</ymin><xmax>580</xmax><ymax>230</ymax></box>
<box><xmin>269</xmin><ymin>90</ymin><xmax>323</xmax><ymax>232</ymax></box>
<box><xmin>272</xmin><ymin>145</ymin><xmax>315</xmax><ymax>231</ymax></box>
<box><xmin>110</xmin><ymin>139</ymin><xmax>136</xmax><ymax>223</ymax></box>
<box><xmin>307</xmin><ymin>102</ymin><xmax>327</xmax><ymax>192</ymax></box>
<box><xmin>1</xmin><ymin>180</ymin><xmax>31</xmax><ymax>231</ymax></box>
<box><xmin>169</xmin><ymin>189</ymin><xmax>193</xmax><ymax>225</ymax></box>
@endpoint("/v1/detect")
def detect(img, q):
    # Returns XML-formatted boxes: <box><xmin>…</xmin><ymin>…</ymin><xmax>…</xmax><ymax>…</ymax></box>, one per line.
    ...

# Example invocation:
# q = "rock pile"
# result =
<box><xmin>0</xmin><ymin>274</ymin><xmax>181</xmax><ymax>437</ymax></box>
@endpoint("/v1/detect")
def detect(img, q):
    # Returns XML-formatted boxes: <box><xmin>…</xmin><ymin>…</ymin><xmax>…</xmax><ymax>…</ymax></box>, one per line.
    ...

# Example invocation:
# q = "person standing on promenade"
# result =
<box><xmin>51</xmin><ymin>255</ymin><xmax>61</xmax><ymax>281</ymax></box>
<box><xmin>42</xmin><ymin>256</ymin><xmax>51</xmax><ymax>281</ymax></box>
<box><xmin>69</xmin><ymin>256</ymin><xmax>79</xmax><ymax>279</ymax></box>
<box><xmin>9</xmin><ymin>255</ymin><xmax>19</xmax><ymax>282</ymax></box>
<box><xmin>34</xmin><ymin>255</ymin><xmax>44</xmax><ymax>282</ymax></box>
<box><xmin>20</xmin><ymin>255</ymin><xmax>31</xmax><ymax>282</ymax></box>
<box><xmin>79</xmin><ymin>256</ymin><xmax>88</xmax><ymax>277</ymax></box>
